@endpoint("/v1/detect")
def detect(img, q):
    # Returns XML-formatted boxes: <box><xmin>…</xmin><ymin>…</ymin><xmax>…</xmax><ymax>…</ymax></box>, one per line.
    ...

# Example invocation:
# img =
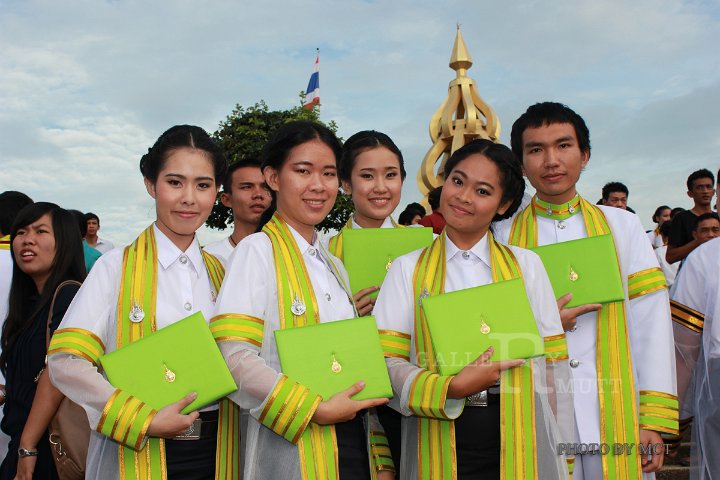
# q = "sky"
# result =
<box><xmin>1</xmin><ymin>0</ymin><xmax>719</xmax><ymax>245</ymax></box>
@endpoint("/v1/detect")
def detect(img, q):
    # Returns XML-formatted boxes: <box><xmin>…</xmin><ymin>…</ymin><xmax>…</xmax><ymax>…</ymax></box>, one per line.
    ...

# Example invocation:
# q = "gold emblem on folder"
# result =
<box><xmin>331</xmin><ymin>354</ymin><xmax>342</xmax><ymax>374</ymax></box>
<box><xmin>385</xmin><ymin>255</ymin><xmax>393</xmax><ymax>272</ymax></box>
<box><xmin>569</xmin><ymin>266</ymin><xmax>579</xmax><ymax>282</ymax></box>
<box><xmin>164</xmin><ymin>364</ymin><xmax>176</xmax><ymax>383</ymax></box>
<box><xmin>479</xmin><ymin>316</ymin><xmax>491</xmax><ymax>335</ymax></box>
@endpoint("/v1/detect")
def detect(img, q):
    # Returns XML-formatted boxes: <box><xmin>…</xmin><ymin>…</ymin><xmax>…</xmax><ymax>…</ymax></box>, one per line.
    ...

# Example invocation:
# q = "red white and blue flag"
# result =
<box><xmin>304</xmin><ymin>50</ymin><xmax>320</xmax><ymax>108</ymax></box>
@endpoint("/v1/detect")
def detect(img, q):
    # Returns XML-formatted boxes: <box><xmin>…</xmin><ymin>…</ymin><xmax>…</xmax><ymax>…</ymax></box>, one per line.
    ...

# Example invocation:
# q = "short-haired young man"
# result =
<box><xmin>203</xmin><ymin>159</ymin><xmax>272</xmax><ymax>265</ymax></box>
<box><xmin>666</xmin><ymin>169</ymin><xmax>716</xmax><ymax>264</ymax></box>
<box><xmin>84</xmin><ymin>212</ymin><xmax>115</xmax><ymax>254</ymax></box>
<box><xmin>496</xmin><ymin>102</ymin><xmax>677</xmax><ymax>479</ymax></box>
<box><xmin>601</xmin><ymin>181</ymin><xmax>629</xmax><ymax>210</ymax></box>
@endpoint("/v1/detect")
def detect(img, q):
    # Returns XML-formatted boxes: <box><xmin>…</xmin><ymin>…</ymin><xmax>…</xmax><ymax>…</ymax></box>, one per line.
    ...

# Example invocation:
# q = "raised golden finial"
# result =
<box><xmin>417</xmin><ymin>27</ymin><xmax>501</xmax><ymax>201</ymax></box>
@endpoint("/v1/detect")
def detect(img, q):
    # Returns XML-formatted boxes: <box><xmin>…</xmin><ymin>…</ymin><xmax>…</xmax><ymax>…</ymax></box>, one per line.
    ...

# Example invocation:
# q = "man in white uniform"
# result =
<box><xmin>203</xmin><ymin>159</ymin><xmax>272</xmax><ymax>265</ymax></box>
<box><xmin>495</xmin><ymin>102</ymin><xmax>677</xmax><ymax>480</ymax></box>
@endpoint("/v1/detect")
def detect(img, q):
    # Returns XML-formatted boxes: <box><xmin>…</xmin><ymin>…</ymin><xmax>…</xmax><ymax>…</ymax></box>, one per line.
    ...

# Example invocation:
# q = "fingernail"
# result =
<box><xmin>358</xmin><ymin>381</ymin><xmax>366</xmax><ymax>387</ymax></box>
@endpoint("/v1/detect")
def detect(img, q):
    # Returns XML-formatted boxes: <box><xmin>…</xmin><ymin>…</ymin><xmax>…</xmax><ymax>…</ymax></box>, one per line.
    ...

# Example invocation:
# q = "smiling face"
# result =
<box><xmin>221</xmin><ymin>165</ymin><xmax>272</xmax><ymax>228</ymax></box>
<box><xmin>341</xmin><ymin>146</ymin><xmax>403</xmax><ymax>228</ymax></box>
<box><xmin>13</xmin><ymin>212</ymin><xmax>57</xmax><ymax>292</ymax></box>
<box><xmin>441</xmin><ymin>154</ymin><xmax>510</xmax><ymax>249</ymax></box>
<box><xmin>145</xmin><ymin>147</ymin><xmax>218</xmax><ymax>251</ymax></box>
<box><xmin>264</xmin><ymin>139</ymin><xmax>339</xmax><ymax>242</ymax></box>
<box><xmin>520</xmin><ymin>122</ymin><xmax>590</xmax><ymax>204</ymax></box>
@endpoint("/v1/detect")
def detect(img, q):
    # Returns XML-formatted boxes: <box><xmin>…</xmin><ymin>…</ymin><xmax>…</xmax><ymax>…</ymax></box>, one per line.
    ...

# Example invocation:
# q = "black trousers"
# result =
<box><xmin>376</xmin><ymin>404</ymin><xmax>402</xmax><ymax>475</ymax></box>
<box><xmin>165</xmin><ymin>411</ymin><xmax>218</xmax><ymax>480</ymax></box>
<box><xmin>336</xmin><ymin>414</ymin><xmax>371</xmax><ymax>480</ymax></box>
<box><xmin>454</xmin><ymin>394</ymin><xmax>500</xmax><ymax>480</ymax></box>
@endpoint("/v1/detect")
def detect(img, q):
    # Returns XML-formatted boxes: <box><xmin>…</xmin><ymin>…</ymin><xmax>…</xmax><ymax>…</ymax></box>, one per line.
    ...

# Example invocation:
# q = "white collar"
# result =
<box><xmin>445</xmin><ymin>232</ymin><xmax>491</xmax><ymax>268</ymax></box>
<box><xmin>153</xmin><ymin>224</ymin><xmax>203</xmax><ymax>276</ymax></box>
<box><xmin>351</xmin><ymin>216</ymin><xmax>395</xmax><ymax>229</ymax></box>
<box><xmin>286</xmin><ymin>223</ymin><xmax>319</xmax><ymax>255</ymax></box>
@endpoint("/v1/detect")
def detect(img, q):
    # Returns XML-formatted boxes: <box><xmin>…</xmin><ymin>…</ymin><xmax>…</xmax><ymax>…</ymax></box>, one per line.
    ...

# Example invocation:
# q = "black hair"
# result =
<box><xmin>338</xmin><ymin>130</ymin><xmax>406</xmax><ymax>183</ymax></box>
<box><xmin>398</xmin><ymin>209</ymin><xmax>421</xmax><ymax>226</ymax></box>
<box><xmin>652</xmin><ymin>205</ymin><xmax>671</xmax><ymax>224</ymax></box>
<box><xmin>671</xmin><ymin>207</ymin><xmax>685</xmax><ymax>219</ymax></box>
<box><xmin>84</xmin><ymin>212</ymin><xmax>99</xmax><ymax>224</ymax></box>
<box><xmin>510</xmin><ymin>102</ymin><xmax>591</xmax><ymax>161</ymax></box>
<box><xmin>1</xmin><ymin>202</ymin><xmax>86</xmax><ymax>375</ymax></box>
<box><xmin>659</xmin><ymin>220</ymin><xmax>673</xmax><ymax>237</ymax></box>
<box><xmin>222</xmin><ymin>158</ymin><xmax>264</xmax><ymax>193</ymax></box>
<box><xmin>443</xmin><ymin>138</ymin><xmax>526</xmax><ymax>221</ymax></box>
<box><xmin>68</xmin><ymin>209</ymin><xmax>88</xmax><ymax>237</ymax></box>
<box><xmin>140</xmin><ymin>125</ymin><xmax>228</xmax><ymax>185</ymax></box>
<box><xmin>261</xmin><ymin>120</ymin><xmax>342</xmax><ymax>172</ymax></box>
<box><xmin>602</xmin><ymin>181</ymin><xmax>629</xmax><ymax>200</ymax></box>
<box><xmin>693</xmin><ymin>212</ymin><xmax>720</xmax><ymax>231</ymax></box>
<box><xmin>0</xmin><ymin>191</ymin><xmax>33</xmax><ymax>235</ymax></box>
<box><xmin>404</xmin><ymin>202</ymin><xmax>426</xmax><ymax>217</ymax></box>
<box><xmin>427</xmin><ymin>187</ymin><xmax>443</xmax><ymax>211</ymax></box>
<box><xmin>686</xmin><ymin>169</ymin><xmax>715</xmax><ymax>191</ymax></box>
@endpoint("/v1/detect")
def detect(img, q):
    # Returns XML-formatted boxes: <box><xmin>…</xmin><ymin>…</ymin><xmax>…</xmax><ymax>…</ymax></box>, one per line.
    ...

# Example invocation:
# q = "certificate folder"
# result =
<box><xmin>99</xmin><ymin>312</ymin><xmax>237</xmax><ymax>414</ymax></box>
<box><xmin>530</xmin><ymin>234</ymin><xmax>624</xmax><ymax>308</ymax></box>
<box><xmin>274</xmin><ymin>316</ymin><xmax>392</xmax><ymax>401</ymax></box>
<box><xmin>421</xmin><ymin>279</ymin><xmax>543</xmax><ymax>376</ymax></box>
<box><xmin>342</xmin><ymin>227</ymin><xmax>433</xmax><ymax>297</ymax></box>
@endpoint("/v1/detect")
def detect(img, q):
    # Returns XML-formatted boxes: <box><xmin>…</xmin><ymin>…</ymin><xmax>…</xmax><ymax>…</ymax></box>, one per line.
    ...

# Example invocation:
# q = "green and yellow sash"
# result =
<box><xmin>327</xmin><ymin>216</ymin><xmax>402</xmax><ymax>260</ymax></box>
<box><xmin>0</xmin><ymin>235</ymin><xmax>9</xmax><ymax>250</ymax></box>
<box><xmin>96</xmin><ymin>226</ymin><xmax>238</xmax><ymax>480</ymax></box>
<box><xmin>410</xmin><ymin>231</ymin><xmax>537</xmax><ymax>479</ymax></box>
<box><xmin>509</xmin><ymin>196</ymin><xmax>676</xmax><ymax>478</ymax></box>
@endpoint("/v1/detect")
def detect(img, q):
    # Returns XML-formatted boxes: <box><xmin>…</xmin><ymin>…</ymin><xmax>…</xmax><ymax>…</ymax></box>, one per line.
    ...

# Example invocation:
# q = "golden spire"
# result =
<box><xmin>417</xmin><ymin>27</ymin><xmax>501</xmax><ymax>201</ymax></box>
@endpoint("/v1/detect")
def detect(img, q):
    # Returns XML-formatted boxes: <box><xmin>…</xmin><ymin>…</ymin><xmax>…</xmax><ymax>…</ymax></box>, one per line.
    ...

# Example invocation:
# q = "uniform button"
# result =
<box><xmin>461</xmin><ymin>251</ymin><xmax>470</xmax><ymax>260</ymax></box>
<box><xmin>557</xmin><ymin>220</ymin><xmax>566</xmax><ymax>230</ymax></box>
<box><xmin>308</xmin><ymin>248</ymin><xmax>316</xmax><ymax>256</ymax></box>
<box><xmin>184</xmin><ymin>302</ymin><xmax>192</xmax><ymax>311</ymax></box>
<box><xmin>569</xmin><ymin>358</ymin><xmax>580</xmax><ymax>368</ymax></box>
<box><xmin>325</xmin><ymin>293</ymin><xmax>331</xmax><ymax>301</ymax></box>
<box><xmin>569</xmin><ymin>325</ymin><xmax>577</xmax><ymax>333</ymax></box>
<box><xmin>179</xmin><ymin>255</ymin><xmax>188</xmax><ymax>264</ymax></box>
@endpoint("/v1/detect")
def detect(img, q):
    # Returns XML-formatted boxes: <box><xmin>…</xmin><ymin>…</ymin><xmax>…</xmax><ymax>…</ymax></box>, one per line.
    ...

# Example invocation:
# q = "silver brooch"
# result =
<box><xmin>418</xmin><ymin>288</ymin><xmax>429</xmax><ymax>307</ymax></box>
<box><xmin>568</xmin><ymin>205</ymin><xmax>576</xmax><ymax>214</ymax></box>
<box><xmin>290</xmin><ymin>295</ymin><xmax>306</xmax><ymax>316</ymax></box>
<box><xmin>546</xmin><ymin>207</ymin><xmax>552</xmax><ymax>216</ymax></box>
<box><xmin>129</xmin><ymin>301</ymin><xmax>145</xmax><ymax>323</ymax></box>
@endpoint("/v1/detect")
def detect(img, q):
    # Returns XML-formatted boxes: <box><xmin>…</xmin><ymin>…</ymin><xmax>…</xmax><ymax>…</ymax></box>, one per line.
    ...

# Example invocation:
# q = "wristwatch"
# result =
<box><xmin>18</xmin><ymin>448</ymin><xmax>38</xmax><ymax>457</ymax></box>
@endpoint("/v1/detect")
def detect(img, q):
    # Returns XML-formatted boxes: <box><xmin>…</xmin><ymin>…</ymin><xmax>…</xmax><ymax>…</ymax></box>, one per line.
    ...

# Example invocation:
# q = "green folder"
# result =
<box><xmin>99</xmin><ymin>312</ymin><xmax>237</xmax><ymax>414</ymax></box>
<box><xmin>421</xmin><ymin>279</ymin><xmax>543</xmax><ymax>376</ymax></box>
<box><xmin>530</xmin><ymin>234</ymin><xmax>624</xmax><ymax>308</ymax></box>
<box><xmin>274</xmin><ymin>316</ymin><xmax>392</xmax><ymax>401</ymax></box>
<box><xmin>342</xmin><ymin>227</ymin><xmax>433</xmax><ymax>297</ymax></box>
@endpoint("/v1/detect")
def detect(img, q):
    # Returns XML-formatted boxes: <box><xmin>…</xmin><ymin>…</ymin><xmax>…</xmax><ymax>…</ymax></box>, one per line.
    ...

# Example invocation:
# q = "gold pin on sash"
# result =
<box><xmin>164</xmin><ymin>364</ymin><xmax>176</xmax><ymax>383</ymax></box>
<box><xmin>569</xmin><ymin>265</ymin><xmax>579</xmax><ymax>282</ymax></box>
<box><xmin>331</xmin><ymin>354</ymin><xmax>342</xmax><ymax>374</ymax></box>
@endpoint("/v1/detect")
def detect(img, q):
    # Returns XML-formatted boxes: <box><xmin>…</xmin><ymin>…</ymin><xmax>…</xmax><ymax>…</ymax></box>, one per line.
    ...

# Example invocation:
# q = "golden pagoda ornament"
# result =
<box><xmin>417</xmin><ymin>26</ymin><xmax>501</xmax><ymax>201</ymax></box>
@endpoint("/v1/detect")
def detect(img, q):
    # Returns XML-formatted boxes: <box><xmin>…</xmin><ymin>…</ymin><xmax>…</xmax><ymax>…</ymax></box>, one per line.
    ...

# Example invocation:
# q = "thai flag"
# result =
<box><xmin>304</xmin><ymin>51</ymin><xmax>320</xmax><ymax>108</ymax></box>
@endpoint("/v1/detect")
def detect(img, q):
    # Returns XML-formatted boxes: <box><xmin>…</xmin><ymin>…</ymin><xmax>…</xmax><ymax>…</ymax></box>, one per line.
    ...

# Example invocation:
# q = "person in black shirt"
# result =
<box><xmin>667</xmin><ymin>169</ymin><xmax>716</xmax><ymax>264</ymax></box>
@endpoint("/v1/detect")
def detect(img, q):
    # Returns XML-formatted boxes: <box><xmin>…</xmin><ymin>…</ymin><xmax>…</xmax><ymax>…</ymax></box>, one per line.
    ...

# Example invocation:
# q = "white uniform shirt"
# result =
<box><xmin>48</xmin><ymin>224</ymin><xmax>216</xmax><ymax>480</ymax></box>
<box><xmin>203</xmin><ymin>236</ymin><xmax>235</xmax><ymax>267</ymax></box>
<box><xmin>495</xmin><ymin>205</ymin><xmax>676</xmax><ymax>445</ymax></box>
<box><xmin>91</xmin><ymin>237</ymin><xmax>115</xmax><ymax>254</ymax></box>
<box><xmin>214</xmin><ymin>225</ymin><xmax>356</xmax><ymax>480</ymax></box>
<box><xmin>373</xmin><ymin>232</ymin><xmax>570</xmax><ymax>478</ymax></box>
<box><xmin>655</xmin><ymin>244</ymin><xmax>679</xmax><ymax>287</ymax></box>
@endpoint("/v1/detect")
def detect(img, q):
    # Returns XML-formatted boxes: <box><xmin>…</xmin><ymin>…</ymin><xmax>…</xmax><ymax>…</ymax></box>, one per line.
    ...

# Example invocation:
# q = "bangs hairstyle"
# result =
<box><xmin>223</xmin><ymin>158</ymin><xmax>263</xmax><ymax>193</ymax></box>
<box><xmin>140</xmin><ymin>125</ymin><xmax>228</xmax><ymax>185</ymax></box>
<box><xmin>510</xmin><ymin>102</ymin><xmax>591</xmax><ymax>160</ymax></box>
<box><xmin>652</xmin><ymin>205</ymin><xmax>671</xmax><ymax>224</ymax></box>
<box><xmin>262</xmin><ymin>120</ymin><xmax>342</xmax><ymax>172</ymax></box>
<box><xmin>1</xmin><ymin>202</ymin><xmax>86</xmax><ymax>375</ymax></box>
<box><xmin>339</xmin><ymin>130</ymin><xmax>406</xmax><ymax>183</ymax></box>
<box><xmin>443</xmin><ymin>139</ymin><xmax>525</xmax><ymax>221</ymax></box>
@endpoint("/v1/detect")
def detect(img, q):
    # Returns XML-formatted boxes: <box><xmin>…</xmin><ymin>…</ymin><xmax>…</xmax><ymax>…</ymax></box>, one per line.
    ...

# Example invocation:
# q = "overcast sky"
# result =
<box><xmin>1</xmin><ymin>0</ymin><xmax>719</xmax><ymax>245</ymax></box>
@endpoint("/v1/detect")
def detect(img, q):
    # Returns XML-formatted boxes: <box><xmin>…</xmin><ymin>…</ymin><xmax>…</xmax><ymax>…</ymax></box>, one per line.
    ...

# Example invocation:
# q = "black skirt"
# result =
<box><xmin>454</xmin><ymin>393</ymin><xmax>501</xmax><ymax>480</ymax></box>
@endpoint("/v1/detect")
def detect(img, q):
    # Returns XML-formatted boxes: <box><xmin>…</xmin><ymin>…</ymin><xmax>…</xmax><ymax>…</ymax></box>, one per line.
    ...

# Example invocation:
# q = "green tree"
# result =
<box><xmin>207</xmin><ymin>98</ymin><xmax>353</xmax><ymax>232</ymax></box>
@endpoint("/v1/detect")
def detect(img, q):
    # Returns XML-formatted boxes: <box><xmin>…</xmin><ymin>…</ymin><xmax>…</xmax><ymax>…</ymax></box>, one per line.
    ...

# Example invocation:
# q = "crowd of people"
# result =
<box><xmin>0</xmin><ymin>101</ymin><xmax>717</xmax><ymax>479</ymax></box>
